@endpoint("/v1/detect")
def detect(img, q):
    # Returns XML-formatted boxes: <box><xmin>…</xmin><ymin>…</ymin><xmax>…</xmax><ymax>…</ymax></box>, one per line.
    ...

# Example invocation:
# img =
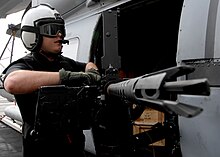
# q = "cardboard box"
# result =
<box><xmin>133</xmin><ymin>107</ymin><xmax>165</xmax><ymax>146</ymax></box>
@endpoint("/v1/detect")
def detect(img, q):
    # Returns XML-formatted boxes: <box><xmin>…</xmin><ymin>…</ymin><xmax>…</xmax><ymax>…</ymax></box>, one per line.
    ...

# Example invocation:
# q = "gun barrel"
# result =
<box><xmin>107</xmin><ymin>72</ymin><xmax>166</xmax><ymax>100</ymax></box>
<box><xmin>163</xmin><ymin>78</ymin><xmax>210</xmax><ymax>96</ymax></box>
<box><xmin>106</xmin><ymin>66</ymin><xmax>210</xmax><ymax>118</ymax></box>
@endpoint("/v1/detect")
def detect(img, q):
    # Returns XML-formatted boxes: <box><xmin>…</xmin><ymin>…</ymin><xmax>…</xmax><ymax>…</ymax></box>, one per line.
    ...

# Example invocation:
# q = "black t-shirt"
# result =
<box><xmin>3</xmin><ymin>52</ymin><xmax>86</xmax><ymax>132</ymax></box>
<box><xmin>3</xmin><ymin>53</ymin><xmax>87</xmax><ymax>157</ymax></box>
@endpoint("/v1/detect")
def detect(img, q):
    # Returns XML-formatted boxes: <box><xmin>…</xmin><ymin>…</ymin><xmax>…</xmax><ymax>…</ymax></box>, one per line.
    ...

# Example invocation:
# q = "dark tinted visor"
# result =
<box><xmin>39</xmin><ymin>23</ymin><xmax>66</xmax><ymax>37</ymax></box>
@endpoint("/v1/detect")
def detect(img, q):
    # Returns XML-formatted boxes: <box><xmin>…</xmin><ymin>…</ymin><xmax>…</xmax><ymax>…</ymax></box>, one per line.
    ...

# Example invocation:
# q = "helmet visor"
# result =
<box><xmin>39</xmin><ymin>23</ymin><xmax>66</xmax><ymax>37</ymax></box>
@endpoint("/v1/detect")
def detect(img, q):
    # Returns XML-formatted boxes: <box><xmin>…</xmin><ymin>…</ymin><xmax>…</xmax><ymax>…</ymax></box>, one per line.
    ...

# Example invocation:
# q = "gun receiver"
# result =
<box><xmin>106</xmin><ymin>65</ymin><xmax>210</xmax><ymax>118</ymax></box>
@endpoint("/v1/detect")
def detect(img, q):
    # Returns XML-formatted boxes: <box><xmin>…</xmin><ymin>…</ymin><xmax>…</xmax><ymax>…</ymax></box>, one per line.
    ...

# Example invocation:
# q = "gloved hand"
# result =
<box><xmin>85</xmin><ymin>68</ymin><xmax>101</xmax><ymax>84</ymax></box>
<box><xmin>59</xmin><ymin>68</ymin><xmax>91</xmax><ymax>86</ymax></box>
<box><xmin>59</xmin><ymin>68</ymin><xmax>101</xmax><ymax>86</ymax></box>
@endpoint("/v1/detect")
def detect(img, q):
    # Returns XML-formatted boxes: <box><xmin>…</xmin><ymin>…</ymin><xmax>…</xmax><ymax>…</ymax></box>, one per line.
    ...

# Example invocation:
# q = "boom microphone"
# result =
<box><xmin>60</xmin><ymin>40</ymin><xmax>69</xmax><ymax>45</ymax></box>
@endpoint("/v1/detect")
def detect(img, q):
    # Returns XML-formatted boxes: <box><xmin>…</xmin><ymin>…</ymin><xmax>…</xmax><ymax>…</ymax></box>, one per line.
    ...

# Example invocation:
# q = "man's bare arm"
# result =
<box><xmin>4</xmin><ymin>62</ymin><xmax>98</xmax><ymax>94</ymax></box>
<box><xmin>4</xmin><ymin>70</ymin><xmax>60</xmax><ymax>94</ymax></box>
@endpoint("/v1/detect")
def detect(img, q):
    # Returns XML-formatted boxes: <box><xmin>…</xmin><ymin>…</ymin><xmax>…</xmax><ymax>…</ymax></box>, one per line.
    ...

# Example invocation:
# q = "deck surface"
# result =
<box><xmin>0</xmin><ymin>96</ymin><xmax>22</xmax><ymax>157</ymax></box>
<box><xmin>0</xmin><ymin>122</ymin><xmax>22</xmax><ymax>157</ymax></box>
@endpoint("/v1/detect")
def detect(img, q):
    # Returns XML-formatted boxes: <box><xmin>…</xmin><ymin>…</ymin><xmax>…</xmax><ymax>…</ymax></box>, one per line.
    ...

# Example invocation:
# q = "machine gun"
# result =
<box><xmin>31</xmin><ymin>65</ymin><xmax>210</xmax><ymax>156</ymax></box>
<box><xmin>91</xmin><ymin>64</ymin><xmax>210</xmax><ymax>157</ymax></box>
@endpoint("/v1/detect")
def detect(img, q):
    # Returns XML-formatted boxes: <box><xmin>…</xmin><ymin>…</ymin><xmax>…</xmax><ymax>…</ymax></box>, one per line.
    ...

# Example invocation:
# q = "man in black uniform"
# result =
<box><xmin>2</xmin><ymin>4</ymin><xmax>100</xmax><ymax>157</ymax></box>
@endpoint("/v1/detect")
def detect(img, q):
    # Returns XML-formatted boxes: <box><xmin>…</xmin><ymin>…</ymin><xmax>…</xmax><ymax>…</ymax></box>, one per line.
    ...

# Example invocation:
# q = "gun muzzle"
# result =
<box><xmin>106</xmin><ymin>65</ymin><xmax>210</xmax><ymax>118</ymax></box>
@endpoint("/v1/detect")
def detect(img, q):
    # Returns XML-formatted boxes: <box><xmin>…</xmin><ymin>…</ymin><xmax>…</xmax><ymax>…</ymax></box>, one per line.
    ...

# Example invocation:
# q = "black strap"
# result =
<box><xmin>21</xmin><ymin>25</ymin><xmax>39</xmax><ymax>34</ymax></box>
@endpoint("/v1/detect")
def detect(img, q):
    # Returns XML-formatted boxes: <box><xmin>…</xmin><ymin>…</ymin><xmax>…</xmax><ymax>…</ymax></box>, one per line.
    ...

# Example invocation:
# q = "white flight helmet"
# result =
<box><xmin>21</xmin><ymin>4</ymin><xmax>66</xmax><ymax>51</ymax></box>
